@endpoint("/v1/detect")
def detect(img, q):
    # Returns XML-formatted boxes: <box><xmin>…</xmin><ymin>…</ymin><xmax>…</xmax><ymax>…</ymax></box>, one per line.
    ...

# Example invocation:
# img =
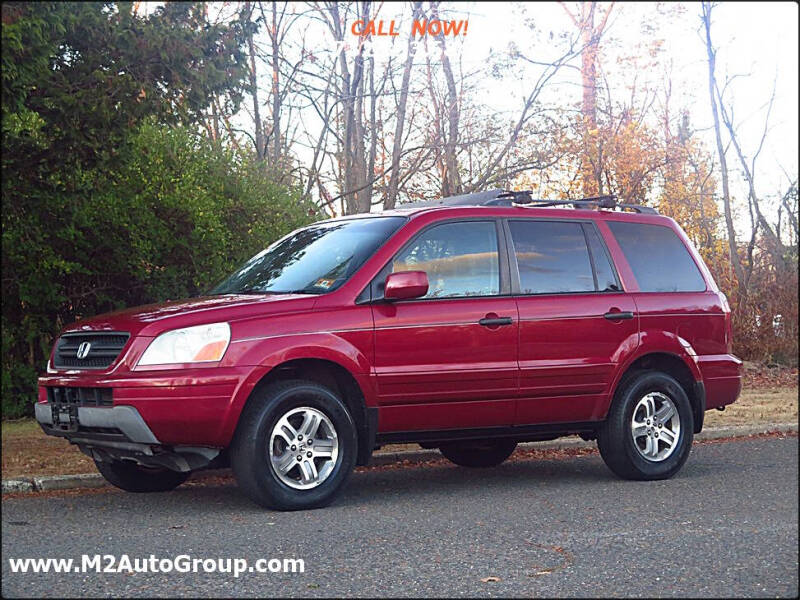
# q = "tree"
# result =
<box><xmin>701</xmin><ymin>1</ymin><xmax>747</xmax><ymax>299</ymax></box>
<box><xmin>1</xmin><ymin>2</ymin><xmax>307</xmax><ymax>417</ymax></box>
<box><xmin>385</xmin><ymin>1</ymin><xmax>424</xmax><ymax>209</ymax></box>
<box><xmin>561</xmin><ymin>1</ymin><xmax>614</xmax><ymax>196</ymax></box>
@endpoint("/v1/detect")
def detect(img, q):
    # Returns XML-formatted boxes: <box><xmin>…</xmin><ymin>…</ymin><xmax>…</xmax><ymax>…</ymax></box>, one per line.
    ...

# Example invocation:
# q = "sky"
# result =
<box><xmin>365</xmin><ymin>2</ymin><xmax>799</xmax><ymax>202</ymax></box>
<box><xmin>151</xmin><ymin>1</ymin><xmax>799</xmax><ymax>228</ymax></box>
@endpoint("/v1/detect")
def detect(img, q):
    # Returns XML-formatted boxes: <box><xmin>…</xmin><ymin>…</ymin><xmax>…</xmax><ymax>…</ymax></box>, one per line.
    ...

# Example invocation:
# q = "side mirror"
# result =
<box><xmin>384</xmin><ymin>271</ymin><xmax>429</xmax><ymax>301</ymax></box>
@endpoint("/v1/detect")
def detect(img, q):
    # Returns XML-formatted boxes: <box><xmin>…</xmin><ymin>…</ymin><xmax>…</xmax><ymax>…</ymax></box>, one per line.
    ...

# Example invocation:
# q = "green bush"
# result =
<box><xmin>1</xmin><ymin>120</ymin><xmax>316</xmax><ymax>418</ymax></box>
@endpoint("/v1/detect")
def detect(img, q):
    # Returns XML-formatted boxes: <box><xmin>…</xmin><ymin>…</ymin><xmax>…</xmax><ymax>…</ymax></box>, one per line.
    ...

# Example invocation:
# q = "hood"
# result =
<box><xmin>63</xmin><ymin>293</ymin><xmax>317</xmax><ymax>338</ymax></box>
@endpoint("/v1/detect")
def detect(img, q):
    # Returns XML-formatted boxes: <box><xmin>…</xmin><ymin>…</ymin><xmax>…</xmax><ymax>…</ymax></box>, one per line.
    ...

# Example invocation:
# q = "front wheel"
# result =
<box><xmin>230</xmin><ymin>380</ymin><xmax>357</xmax><ymax>510</ymax></box>
<box><xmin>439</xmin><ymin>439</ymin><xmax>517</xmax><ymax>468</ymax></box>
<box><xmin>94</xmin><ymin>460</ymin><xmax>189</xmax><ymax>493</ymax></box>
<box><xmin>597</xmin><ymin>370</ymin><xmax>694</xmax><ymax>480</ymax></box>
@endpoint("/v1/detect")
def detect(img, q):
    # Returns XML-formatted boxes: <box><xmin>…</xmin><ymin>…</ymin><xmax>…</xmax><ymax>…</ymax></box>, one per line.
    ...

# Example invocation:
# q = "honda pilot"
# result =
<box><xmin>36</xmin><ymin>190</ymin><xmax>742</xmax><ymax>510</ymax></box>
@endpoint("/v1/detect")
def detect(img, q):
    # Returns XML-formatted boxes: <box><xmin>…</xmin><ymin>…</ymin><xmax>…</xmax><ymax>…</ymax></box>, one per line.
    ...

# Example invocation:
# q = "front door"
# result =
<box><xmin>506</xmin><ymin>219</ymin><xmax>639</xmax><ymax>425</ymax></box>
<box><xmin>372</xmin><ymin>220</ymin><xmax>519</xmax><ymax>433</ymax></box>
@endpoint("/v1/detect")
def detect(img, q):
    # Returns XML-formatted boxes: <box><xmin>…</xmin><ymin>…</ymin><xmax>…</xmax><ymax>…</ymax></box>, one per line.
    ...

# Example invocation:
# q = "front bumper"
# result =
<box><xmin>35</xmin><ymin>402</ymin><xmax>221</xmax><ymax>472</ymax></box>
<box><xmin>36</xmin><ymin>402</ymin><xmax>160</xmax><ymax>444</ymax></box>
<box><xmin>37</xmin><ymin>365</ymin><xmax>260</xmax><ymax>447</ymax></box>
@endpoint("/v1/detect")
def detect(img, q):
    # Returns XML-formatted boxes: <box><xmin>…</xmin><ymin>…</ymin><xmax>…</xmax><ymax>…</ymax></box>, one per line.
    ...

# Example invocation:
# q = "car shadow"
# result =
<box><xmin>85</xmin><ymin>448</ymin><xmax>746</xmax><ymax>514</ymax></box>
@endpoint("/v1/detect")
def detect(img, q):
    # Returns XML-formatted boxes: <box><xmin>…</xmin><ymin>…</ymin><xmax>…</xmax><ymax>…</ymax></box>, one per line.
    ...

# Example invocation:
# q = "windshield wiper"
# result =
<box><xmin>235</xmin><ymin>289</ymin><xmax>323</xmax><ymax>295</ymax></box>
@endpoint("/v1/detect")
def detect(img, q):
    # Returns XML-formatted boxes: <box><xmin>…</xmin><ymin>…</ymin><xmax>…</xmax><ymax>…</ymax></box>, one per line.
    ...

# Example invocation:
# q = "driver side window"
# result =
<box><xmin>392</xmin><ymin>221</ymin><xmax>500</xmax><ymax>298</ymax></box>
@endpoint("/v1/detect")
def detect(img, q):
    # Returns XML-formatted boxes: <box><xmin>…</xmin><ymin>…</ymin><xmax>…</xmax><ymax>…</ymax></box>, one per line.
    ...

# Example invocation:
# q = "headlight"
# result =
<box><xmin>138</xmin><ymin>323</ymin><xmax>231</xmax><ymax>366</ymax></box>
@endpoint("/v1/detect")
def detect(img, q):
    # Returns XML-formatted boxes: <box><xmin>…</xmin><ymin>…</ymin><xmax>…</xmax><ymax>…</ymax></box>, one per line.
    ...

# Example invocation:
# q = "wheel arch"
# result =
<box><xmin>604</xmin><ymin>351</ymin><xmax>705</xmax><ymax>434</ymax></box>
<box><xmin>227</xmin><ymin>357</ymin><xmax>377</xmax><ymax>466</ymax></box>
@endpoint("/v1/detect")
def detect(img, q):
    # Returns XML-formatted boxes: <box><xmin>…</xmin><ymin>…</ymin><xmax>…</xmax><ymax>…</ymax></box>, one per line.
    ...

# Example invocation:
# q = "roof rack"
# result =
<box><xmin>402</xmin><ymin>190</ymin><xmax>658</xmax><ymax>214</ymax></box>
<box><xmin>500</xmin><ymin>191</ymin><xmax>658</xmax><ymax>214</ymax></box>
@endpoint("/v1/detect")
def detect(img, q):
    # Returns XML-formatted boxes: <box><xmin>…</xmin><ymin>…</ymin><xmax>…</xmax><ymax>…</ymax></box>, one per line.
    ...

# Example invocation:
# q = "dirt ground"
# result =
<box><xmin>2</xmin><ymin>364</ymin><xmax>796</xmax><ymax>480</ymax></box>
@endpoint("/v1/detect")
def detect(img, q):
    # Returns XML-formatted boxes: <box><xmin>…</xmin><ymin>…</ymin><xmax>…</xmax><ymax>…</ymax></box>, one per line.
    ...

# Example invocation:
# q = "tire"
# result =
<box><xmin>230</xmin><ymin>379</ymin><xmax>358</xmax><ymax>511</ymax></box>
<box><xmin>439</xmin><ymin>438</ymin><xmax>517</xmax><ymax>468</ymax></box>
<box><xmin>597</xmin><ymin>370</ymin><xmax>694</xmax><ymax>480</ymax></box>
<box><xmin>94</xmin><ymin>460</ymin><xmax>189</xmax><ymax>493</ymax></box>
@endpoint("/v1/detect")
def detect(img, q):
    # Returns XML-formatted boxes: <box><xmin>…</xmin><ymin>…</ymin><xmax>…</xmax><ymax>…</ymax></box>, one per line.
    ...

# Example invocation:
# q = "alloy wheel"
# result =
<box><xmin>630</xmin><ymin>392</ymin><xmax>681</xmax><ymax>462</ymax></box>
<box><xmin>269</xmin><ymin>406</ymin><xmax>339</xmax><ymax>489</ymax></box>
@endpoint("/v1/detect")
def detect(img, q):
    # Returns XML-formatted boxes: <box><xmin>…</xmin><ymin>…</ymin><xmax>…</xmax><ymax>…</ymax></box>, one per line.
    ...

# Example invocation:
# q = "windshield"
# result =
<box><xmin>210</xmin><ymin>216</ymin><xmax>406</xmax><ymax>295</ymax></box>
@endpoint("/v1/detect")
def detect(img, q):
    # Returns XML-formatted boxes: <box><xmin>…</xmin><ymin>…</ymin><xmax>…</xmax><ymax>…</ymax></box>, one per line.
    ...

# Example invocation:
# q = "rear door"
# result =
<box><xmin>507</xmin><ymin>219</ymin><xmax>638</xmax><ymax>425</ymax></box>
<box><xmin>605</xmin><ymin>220</ymin><xmax>737</xmax><ymax>404</ymax></box>
<box><xmin>371</xmin><ymin>219</ymin><xmax>519</xmax><ymax>433</ymax></box>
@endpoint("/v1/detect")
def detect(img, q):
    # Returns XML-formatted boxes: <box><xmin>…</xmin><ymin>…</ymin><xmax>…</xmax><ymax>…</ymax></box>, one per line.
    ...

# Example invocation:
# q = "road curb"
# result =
<box><xmin>32</xmin><ymin>473</ymin><xmax>109</xmax><ymax>492</ymax></box>
<box><xmin>3</xmin><ymin>422</ymin><xmax>796</xmax><ymax>495</ymax></box>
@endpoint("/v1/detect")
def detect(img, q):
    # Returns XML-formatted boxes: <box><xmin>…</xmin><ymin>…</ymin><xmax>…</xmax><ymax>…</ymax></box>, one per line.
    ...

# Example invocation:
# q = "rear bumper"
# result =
<box><xmin>697</xmin><ymin>353</ymin><xmax>743</xmax><ymax>410</ymax></box>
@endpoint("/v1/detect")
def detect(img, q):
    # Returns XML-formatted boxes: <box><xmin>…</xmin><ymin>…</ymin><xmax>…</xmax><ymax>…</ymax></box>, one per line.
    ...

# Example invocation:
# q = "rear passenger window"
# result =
<box><xmin>584</xmin><ymin>225</ymin><xmax>620</xmax><ymax>292</ymax></box>
<box><xmin>508</xmin><ymin>221</ymin><xmax>594</xmax><ymax>294</ymax></box>
<box><xmin>608</xmin><ymin>221</ymin><xmax>706</xmax><ymax>292</ymax></box>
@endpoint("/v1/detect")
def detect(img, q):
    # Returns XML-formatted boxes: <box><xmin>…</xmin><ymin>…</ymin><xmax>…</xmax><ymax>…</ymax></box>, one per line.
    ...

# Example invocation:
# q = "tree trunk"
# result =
<box><xmin>717</xmin><ymin>86</ymin><xmax>787</xmax><ymax>268</ymax></box>
<box><xmin>430</xmin><ymin>2</ymin><xmax>461</xmax><ymax>197</ymax></box>
<box><xmin>560</xmin><ymin>1</ymin><xmax>613</xmax><ymax>197</ymax></box>
<box><xmin>780</xmin><ymin>182</ymin><xmax>798</xmax><ymax>241</ymax></box>
<box><xmin>580</xmin><ymin>3</ymin><xmax>598</xmax><ymax>196</ymax></box>
<box><xmin>365</xmin><ymin>52</ymin><xmax>378</xmax><ymax>207</ymax></box>
<box><xmin>701</xmin><ymin>2</ymin><xmax>746</xmax><ymax>297</ymax></box>
<box><xmin>385</xmin><ymin>2</ymin><xmax>422</xmax><ymax>209</ymax></box>
<box><xmin>246</xmin><ymin>2</ymin><xmax>265</xmax><ymax>161</ymax></box>
<box><xmin>352</xmin><ymin>34</ymin><xmax>369</xmax><ymax>213</ymax></box>
<box><xmin>270</xmin><ymin>0</ymin><xmax>281</xmax><ymax>164</ymax></box>
<box><xmin>328</xmin><ymin>3</ymin><xmax>356</xmax><ymax>213</ymax></box>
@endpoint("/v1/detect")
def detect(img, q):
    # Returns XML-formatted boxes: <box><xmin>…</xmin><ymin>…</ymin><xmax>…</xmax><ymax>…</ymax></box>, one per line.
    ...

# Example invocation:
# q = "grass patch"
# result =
<box><xmin>2</xmin><ymin>419</ymin><xmax>44</xmax><ymax>438</ymax></box>
<box><xmin>704</xmin><ymin>386</ymin><xmax>797</xmax><ymax>427</ymax></box>
<box><xmin>2</xmin><ymin>420</ymin><xmax>95</xmax><ymax>479</ymax></box>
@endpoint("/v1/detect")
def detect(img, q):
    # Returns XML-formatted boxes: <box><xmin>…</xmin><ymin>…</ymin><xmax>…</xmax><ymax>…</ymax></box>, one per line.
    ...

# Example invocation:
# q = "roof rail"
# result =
<box><xmin>402</xmin><ymin>190</ymin><xmax>658</xmax><ymax>214</ymax></box>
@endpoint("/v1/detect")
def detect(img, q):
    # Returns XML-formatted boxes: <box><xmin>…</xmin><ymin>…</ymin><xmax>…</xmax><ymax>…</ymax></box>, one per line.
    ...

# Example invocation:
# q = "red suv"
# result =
<box><xmin>36</xmin><ymin>191</ymin><xmax>742</xmax><ymax>510</ymax></box>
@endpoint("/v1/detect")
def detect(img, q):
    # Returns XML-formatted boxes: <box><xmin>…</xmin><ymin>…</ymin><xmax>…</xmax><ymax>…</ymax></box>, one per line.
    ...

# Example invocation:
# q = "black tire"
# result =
<box><xmin>439</xmin><ymin>438</ymin><xmax>517</xmax><ymax>468</ymax></box>
<box><xmin>94</xmin><ymin>460</ymin><xmax>189</xmax><ymax>493</ymax></box>
<box><xmin>230</xmin><ymin>380</ymin><xmax>358</xmax><ymax>511</ymax></box>
<box><xmin>597</xmin><ymin>370</ymin><xmax>694</xmax><ymax>480</ymax></box>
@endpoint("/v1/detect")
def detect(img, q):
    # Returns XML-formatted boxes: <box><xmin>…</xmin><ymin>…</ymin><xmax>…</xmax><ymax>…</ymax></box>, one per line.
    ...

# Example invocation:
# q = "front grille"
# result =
<box><xmin>53</xmin><ymin>332</ymin><xmax>129</xmax><ymax>369</ymax></box>
<box><xmin>47</xmin><ymin>386</ymin><xmax>113</xmax><ymax>407</ymax></box>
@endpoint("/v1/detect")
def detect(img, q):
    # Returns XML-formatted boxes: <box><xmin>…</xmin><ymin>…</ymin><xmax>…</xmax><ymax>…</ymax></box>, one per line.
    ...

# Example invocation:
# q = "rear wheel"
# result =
<box><xmin>230</xmin><ymin>380</ymin><xmax>357</xmax><ymax>510</ymax></box>
<box><xmin>94</xmin><ymin>460</ymin><xmax>189</xmax><ymax>493</ymax></box>
<box><xmin>598</xmin><ymin>370</ymin><xmax>694</xmax><ymax>480</ymax></box>
<box><xmin>439</xmin><ymin>439</ymin><xmax>517</xmax><ymax>468</ymax></box>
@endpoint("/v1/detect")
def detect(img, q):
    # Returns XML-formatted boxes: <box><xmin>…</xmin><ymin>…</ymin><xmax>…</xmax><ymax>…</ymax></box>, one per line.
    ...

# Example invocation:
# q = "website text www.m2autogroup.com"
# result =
<box><xmin>7</xmin><ymin>554</ymin><xmax>305</xmax><ymax>578</ymax></box>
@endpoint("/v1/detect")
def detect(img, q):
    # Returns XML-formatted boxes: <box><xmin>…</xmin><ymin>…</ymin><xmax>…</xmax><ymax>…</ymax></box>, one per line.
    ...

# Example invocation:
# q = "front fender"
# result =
<box><xmin>216</xmin><ymin>332</ymin><xmax>376</xmax><ymax>447</ymax></box>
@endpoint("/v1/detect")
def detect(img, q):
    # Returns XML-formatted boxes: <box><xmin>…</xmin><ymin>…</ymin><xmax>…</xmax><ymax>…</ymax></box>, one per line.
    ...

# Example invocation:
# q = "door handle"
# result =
<box><xmin>603</xmin><ymin>310</ymin><xmax>634</xmax><ymax>321</ymax></box>
<box><xmin>479</xmin><ymin>316</ymin><xmax>513</xmax><ymax>327</ymax></box>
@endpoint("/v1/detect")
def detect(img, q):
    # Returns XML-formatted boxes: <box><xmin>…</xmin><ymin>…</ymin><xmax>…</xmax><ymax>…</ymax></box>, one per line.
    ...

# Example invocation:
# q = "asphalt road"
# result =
<box><xmin>2</xmin><ymin>436</ymin><xmax>798</xmax><ymax>598</ymax></box>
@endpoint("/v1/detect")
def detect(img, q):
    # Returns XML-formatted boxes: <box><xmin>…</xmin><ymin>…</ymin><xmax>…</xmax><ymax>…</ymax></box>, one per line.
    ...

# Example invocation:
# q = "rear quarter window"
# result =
<box><xmin>607</xmin><ymin>221</ymin><xmax>706</xmax><ymax>292</ymax></box>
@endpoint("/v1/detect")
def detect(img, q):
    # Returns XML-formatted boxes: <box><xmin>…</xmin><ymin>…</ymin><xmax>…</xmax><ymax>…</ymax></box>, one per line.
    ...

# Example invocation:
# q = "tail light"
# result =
<box><xmin>718</xmin><ymin>292</ymin><xmax>733</xmax><ymax>353</ymax></box>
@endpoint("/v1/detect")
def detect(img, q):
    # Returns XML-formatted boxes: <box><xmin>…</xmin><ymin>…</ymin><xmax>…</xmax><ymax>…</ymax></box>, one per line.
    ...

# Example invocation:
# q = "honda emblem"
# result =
<box><xmin>76</xmin><ymin>341</ymin><xmax>92</xmax><ymax>359</ymax></box>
